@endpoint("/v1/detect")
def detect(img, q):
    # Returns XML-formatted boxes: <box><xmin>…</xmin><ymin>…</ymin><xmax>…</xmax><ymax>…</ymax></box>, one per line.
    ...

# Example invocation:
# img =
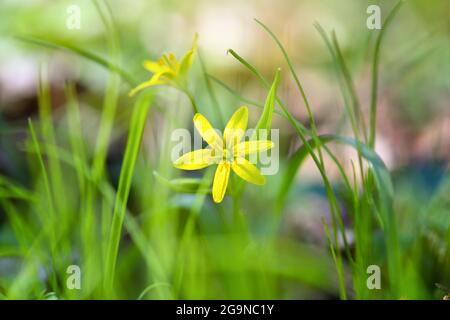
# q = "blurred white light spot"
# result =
<box><xmin>195</xmin><ymin>4</ymin><xmax>254</xmax><ymax>61</ymax></box>
<box><xmin>0</xmin><ymin>56</ymin><xmax>37</xmax><ymax>100</ymax></box>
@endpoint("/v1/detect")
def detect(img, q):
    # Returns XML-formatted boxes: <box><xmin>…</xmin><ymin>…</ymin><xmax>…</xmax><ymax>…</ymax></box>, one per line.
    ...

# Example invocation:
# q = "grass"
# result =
<box><xmin>0</xmin><ymin>0</ymin><xmax>448</xmax><ymax>300</ymax></box>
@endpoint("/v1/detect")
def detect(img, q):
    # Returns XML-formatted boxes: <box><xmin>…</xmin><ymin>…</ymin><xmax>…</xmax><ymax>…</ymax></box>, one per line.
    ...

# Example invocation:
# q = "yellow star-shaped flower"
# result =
<box><xmin>174</xmin><ymin>106</ymin><xmax>274</xmax><ymax>203</ymax></box>
<box><xmin>129</xmin><ymin>34</ymin><xmax>198</xmax><ymax>97</ymax></box>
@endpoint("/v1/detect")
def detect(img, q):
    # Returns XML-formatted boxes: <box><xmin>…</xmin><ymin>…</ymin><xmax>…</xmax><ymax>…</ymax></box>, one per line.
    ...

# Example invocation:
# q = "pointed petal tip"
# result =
<box><xmin>238</xmin><ymin>105</ymin><xmax>249</xmax><ymax>113</ymax></box>
<box><xmin>212</xmin><ymin>194</ymin><xmax>223</xmax><ymax>203</ymax></box>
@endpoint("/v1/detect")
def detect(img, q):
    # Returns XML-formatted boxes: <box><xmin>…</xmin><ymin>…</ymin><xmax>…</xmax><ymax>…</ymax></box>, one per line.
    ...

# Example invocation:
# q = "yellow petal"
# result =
<box><xmin>232</xmin><ymin>157</ymin><xmax>266</xmax><ymax>185</ymax></box>
<box><xmin>143</xmin><ymin>60</ymin><xmax>170</xmax><ymax>73</ymax></box>
<box><xmin>128</xmin><ymin>73</ymin><xmax>165</xmax><ymax>96</ymax></box>
<box><xmin>193</xmin><ymin>113</ymin><xmax>223</xmax><ymax>151</ymax></box>
<box><xmin>129</xmin><ymin>81</ymin><xmax>154</xmax><ymax>97</ymax></box>
<box><xmin>173</xmin><ymin>149</ymin><xmax>215</xmax><ymax>170</ymax></box>
<box><xmin>162</xmin><ymin>53</ymin><xmax>179</xmax><ymax>70</ymax></box>
<box><xmin>212</xmin><ymin>162</ymin><xmax>231</xmax><ymax>203</ymax></box>
<box><xmin>223</xmin><ymin>106</ymin><xmax>248</xmax><ymax>148</ymax></box>
<box><xmin>234</xmin><ymin>140</ymin><xmax>274</xmax><ymax>156</ymax></box>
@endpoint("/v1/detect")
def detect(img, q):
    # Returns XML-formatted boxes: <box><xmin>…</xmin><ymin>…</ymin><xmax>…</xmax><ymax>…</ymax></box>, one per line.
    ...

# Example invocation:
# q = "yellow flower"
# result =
<box><xmin>129</xmin><ymin>34</ymin><xmax>198</xmax><ymax>97</ymax></box>
<box><xmin>174</xmin><ymin>106</ymin><xmax>274</xmax><ymax>203</ymax></box>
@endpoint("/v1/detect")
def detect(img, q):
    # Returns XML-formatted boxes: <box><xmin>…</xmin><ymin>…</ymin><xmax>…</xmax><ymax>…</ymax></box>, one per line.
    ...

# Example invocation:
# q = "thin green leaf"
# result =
<box><xmin>153</xmin><ymin>171</ymin><xmax>211</xmax><ymax>194</ymax></box>
<box><xmin>369</xmin><ymin>1</ymin><xmax>404</xmax><ymax>148</ymax></box>
<box><xmin>255</xmin><ymin>68</ymin><xmax>281</xmax><ymax>132</ymax></box>
<box><xmin>277</xmin><ymin>134</ymin><xmax>393</xmax><ymax>210</ymax></box>
<box><xmin>15</xmin><ymin>35</ymin><xmax>137</xmax><ymax>86</ymax></box>
<box><xmin>104</xmin><ymin>94</ymin><xmax>153</xmax><ymax>292</ymax></box>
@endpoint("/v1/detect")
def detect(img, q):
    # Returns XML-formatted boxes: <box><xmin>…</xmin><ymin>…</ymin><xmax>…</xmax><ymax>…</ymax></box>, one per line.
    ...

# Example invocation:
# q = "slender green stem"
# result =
<box><xmin>322</xmin><ymin>218</ymin><xmax>347</xmax><ymax>299</ymax></box>
<box><xmin>229</xmin><ymin>38</ymin><xmax>348</xmax><ymax>299</ymax></box>
<box><xmin>369</xmin><ymin>1</ymin><xmax>404</xmax><ymax>148</ymax></box>
<box><xmin>173</xmin><ymin>168</ymin><xmax>213</xmax><ymax>297</ymax></box>
<box><xmin>185</xmin><ymin>90</ymin><xmax>199</xmax><ymax>114</ymax></box>
<box><xmin>27</xmin><ymin>119</ymin><xmax>55</xmax><ymax>232</ymax></box>
<box><xmin>15</xmin><ymin>35</ymin><xmax>137</xmax><ymax>87</ymax></box>
<box><xmin>104</xmin><ymin>95</ymin><xmax>153</xmax><ymax>293</ymax></box>
<box><xmin>198</xmin><ymin>49</ymin><xmax>224</xmax><ymax>126</ymax></box>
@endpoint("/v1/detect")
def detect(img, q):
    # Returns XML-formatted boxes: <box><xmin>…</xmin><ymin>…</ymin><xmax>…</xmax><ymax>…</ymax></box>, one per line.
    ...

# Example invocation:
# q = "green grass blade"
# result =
<box><xmin>28</xmin><ymin>123</ymin><xmax>54</xmax><ymax>223</ymax></box>
<box><xmin>64</xmin><ymin>83</ymin><xmax>88</xmax><ymax>196</ymax></box>
<box><xmin>153</xmin><ymin>171</ymin><xmax>211</xmax><ymax>194</ymax></box>
<box><xmin>228</xmin><ymin>49</ymin><xmax>268</xmax><ymax>86</ymax></box>
<box><xmin>208</xmin><ymin>74</ymin><xmax>264</xmax><ymax>108</ymax></box>
<box><xmin>369</xmin><ymin>1</ymin><xmax>404</xmax><ymax>148</ymax></box>
<box><xmin>255</xmin><ymin>68</ymin><xmax>280</xmax><ymax>132</ymax></box>
<box><xmin>276</xmin><ymin>133</ymin><xmax>401</xmax><ymax>296</ymax></box>
<box><xmin>227</xmin><ymin>49</ymin><xmax>309</xmax><ymax>135</ymax></box>
<box><xmin>198</xmin><ymin>49</ymin><xmax>224</xmax><ymax>126</ymax></box>
<box><xmin>15</xmin><ymin>35</ymin><xmax>137</xmax><ymax>86</ymax></box>
<box><xmin>254</xmin><ymin>19</ymin><xmax>316</xmax><ymax>129</ymax></box>
<box><xmin>228</xmin><ymin>47</ymin><xmax>350</xmax><ymax>298</ymax></box>
<box><xmin>331</xmin><ymin>32</ymin><xmax>368</xmax><ymax>141</ymax></box>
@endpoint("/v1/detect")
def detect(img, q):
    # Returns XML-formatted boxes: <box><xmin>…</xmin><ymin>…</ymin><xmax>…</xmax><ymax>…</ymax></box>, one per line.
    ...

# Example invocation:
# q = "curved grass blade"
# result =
<box><xmin>64</xmin><ymin>83</ymin><xmax>88</xmax><ymax>196</ymax></box>
<box><xmin>0</xmin><ymin>176</ymin><xmax>36</xmax><ymax>202</ymax></box>
<box><xmin>331</xmin><ymin>32</ymin><xmax>368</xmax><ymax>141</ymax></box>
<box><xmin>208</xmin><ymin>74</ymin><xmax>263</xmax><ymax>108</ymax></box>
<box><xmin>104</xmin><ymin>94</ymin><xmax>153</xmax><ymax>292</ymax></box>
<box><xmin>227</xmin><ymin>49</ymin><xmax>309</xmax><ymax>135</ymax></box>
<box><xmin>15</xmin><ymin>35</ymin><xmax>137</xmax><ymax>87</ymax></box>
<box><xmin>255</xmin><ymin>68</ymin><xmax>280</xmax><ymax>132</ymax></box>
<box><xmin>228</xmin><ymin>47</ymin><xmax>349</xmax><ymax>298</ymax></box>
<box><xmin>276</xmin><ymin>134</ymin><xmax>401</xmax><ymax>296</ymax></box>
<box><xmin>277</xmin><ymin>134</ymin><xmax>393</xmax><ymax>208</ymax></box>
<box><xmin>369</xmin><ymin>0</ymin><xmax>404</xmax><ymax>148</ymax></box>
<box><xmin>254</xmin><ymin>19</ymin><xmax>316</xmax><ymax>129</ymax></box>
<box><xmin>208</xmin><ymin>74</ymin><xmax>291</xmax><ymax>120</ymax></box>
<box><xmin>314</xmin><ymin>22</ymin><xmax>367</xmax><ymax>142</ymax></box>
<box><xmin>137</xmin><ymin>283</ymin><xmax>172</xmax><ymax>300</ymax></box>
<box><xmin>232</xmin><ymin>69</ymin><xmax>281</xmax><ymax>199</ymax></box>
<box><xmin>153</xmin><ymin>171</ymin><xmax>211</xmax><ymax>194</ymax></box>
<box><xmin>198</xmin><ymin>50</ymin><xmax>224</xmax><ymax>126</ymax></box>
<box><xmin>27</xmin><ymin>119</ymin><xmax>55</xmax><ymax>222</ymax></box>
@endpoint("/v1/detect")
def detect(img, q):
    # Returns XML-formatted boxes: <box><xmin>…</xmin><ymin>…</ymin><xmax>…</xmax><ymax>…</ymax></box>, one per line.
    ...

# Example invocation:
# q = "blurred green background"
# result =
<box><xmin>0</xmin><ymin>0</ymin><xmax>449</xmax><ymax>299</ymax></box>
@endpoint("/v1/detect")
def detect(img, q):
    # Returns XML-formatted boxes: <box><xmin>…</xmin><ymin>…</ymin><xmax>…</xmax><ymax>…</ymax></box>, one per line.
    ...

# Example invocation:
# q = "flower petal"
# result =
<box><xmin>193</xmin><ymin>113</ymin><xmax>223</xmax><ymax>151</ymax></box>
<box><xmin>234</xmin><ymin>140</ymin><xmax>274</xmax><ymax>156</ymax></box>
<box><xmin>173</xmin><ymin>149</ymin><xmax>215</xmax><ymax>170</ymax></box>
<box><xmin>212</xmin><ymin>162</ymin><xmax>231</xmax><ymax>203</ymax></box>
<box><xmin>232</xmin><ymin>157</ymin><xmax>266</xmax><ymax>185</ymax></box>
<box><xmin>223</xmin><ymin>106</ymin><xmax>248</xmax><ymax>148</ymax></box>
